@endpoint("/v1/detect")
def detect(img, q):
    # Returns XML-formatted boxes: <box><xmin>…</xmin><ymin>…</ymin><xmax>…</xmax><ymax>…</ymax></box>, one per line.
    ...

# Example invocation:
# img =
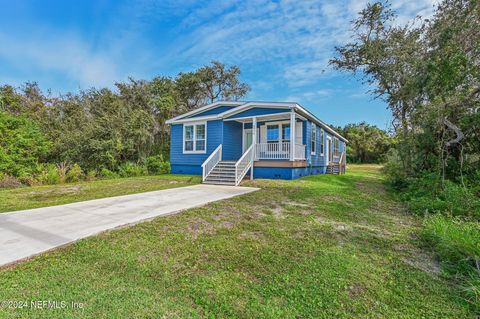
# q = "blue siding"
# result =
<box><xmin>252</xmin><ymin>166</ymin><xmax>325</xmax><ymax>179</ymax></box>
<box><xmin>225</xmin><ymin>107</ymin><xmax>289</xmax><ymax>119</ymax></box>
<box><xmin>170</xmin><ymin>120</ymin><xmax>223</xmax><ymax>174</ymax></box>
<box><xmin>222</xmin><ymin>121</ymin><xmax>242</xmax><ymax>160</ymax></box>
<box><xmin>185</xmin><ymin>105</ymin><xmax>237</xmax><ymax>118</ymax></box>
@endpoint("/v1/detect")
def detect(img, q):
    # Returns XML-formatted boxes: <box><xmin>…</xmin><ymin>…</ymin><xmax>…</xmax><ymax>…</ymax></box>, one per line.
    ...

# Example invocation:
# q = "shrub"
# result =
<box><xmin>66</xmin><ymin>163</ymin><xmax>84</xmax><ymax>183</ymax></box>
<box><xmin>118</xmin><ymin>162</ymin><xmax>147</xmax><ymax>177</ymax></box>
<box><xmin>37</xmin><ymin>164</ymin><xmax>60</xmax><ymax>185</ymax></box>
<box><xmin>0</xmin><ymin>173</ymin><xmax>22</xmax><ymax>189</ymax></box>
<box><xmin>0</xmin><ymin>111</ymin><xmax>50</xmax><ymax>177</ymax></box>
<box><xmin>100</xmin><ymin>168</ymin><xmax>119</xmax><ymax>179</ymax></box>
<box><xmin>56</xmin><ymin>162</ymin><xmax>69</xmax><ymax>184</ymax></box>
<box><xmin>382</xmin><ymin>149</ymin><xmax>410</xmax><ymax>190</ymax></box>
<box><xmin>85</xmin><ymin>170</ymin><xmax>97</xmax><ymax>181</ymax></box>
<box><xmin>146</xmin><ymin>155</ymin><xmax>170</xmax><ymax>175</ymax></box>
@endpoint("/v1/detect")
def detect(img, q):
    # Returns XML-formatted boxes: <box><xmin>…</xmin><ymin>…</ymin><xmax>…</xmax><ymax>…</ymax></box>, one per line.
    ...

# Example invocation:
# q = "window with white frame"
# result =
<box><xmin>320</xmin><ymin>128</ymin><xmax>324</xmax><ymax>155</ymax></box>
<box><xmin>183</xmin><ymin>123</ymin><xmax>206</xmax><ymax>153</ymax></box>
<box><xmin>266</xmin><ymin>125</ymin><xmax>279</xmax><ymax>143</ymax></box>
<box><xmin>311</xmin><ymin>124</ymin><xmax>316</xmax><ymax>155</ymax></box>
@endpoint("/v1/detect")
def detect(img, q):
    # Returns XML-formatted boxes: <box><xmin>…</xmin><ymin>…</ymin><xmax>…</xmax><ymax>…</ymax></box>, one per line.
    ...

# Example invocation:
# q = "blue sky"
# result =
<box><xmin>0</xmin><ymin>0</ymin><xmax>438</xmax><ymax>128</ymax></box>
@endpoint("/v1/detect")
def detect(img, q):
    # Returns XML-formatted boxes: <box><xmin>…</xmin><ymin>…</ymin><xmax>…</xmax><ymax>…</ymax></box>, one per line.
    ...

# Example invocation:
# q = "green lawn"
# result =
<box><xmin>0</xmin><ymin>174</ymin><xmax>201</xmax><ymax>213</ymax></box>
<box><xmin>0</xmin><ymin>165</ymin><xmax>476</xmax><ymax>318</ymax></box>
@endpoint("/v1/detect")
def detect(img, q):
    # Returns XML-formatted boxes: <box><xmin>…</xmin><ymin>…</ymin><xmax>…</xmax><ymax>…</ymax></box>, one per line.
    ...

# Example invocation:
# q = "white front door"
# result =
<box><xmin>326</xmin><ymin>137</ymin><xmax>331</xmax><ymax>165</ymax></box>
<box><xmin>243</xmin><ymin>129</ymin><xmax>254</xmax><ymax>153</ymax></box>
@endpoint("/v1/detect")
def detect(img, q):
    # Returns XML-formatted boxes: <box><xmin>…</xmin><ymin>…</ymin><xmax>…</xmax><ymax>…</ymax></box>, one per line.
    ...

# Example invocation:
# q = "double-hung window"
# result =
<box><xmin>311</xmin><ymin>124</ymin><xmax>316</xmax><ymax>155</ymax></box>
<box><xmin>267</xmin><ymin>125</ymin><xmax>279</xmax><ymax>143</ymax></box>
<box><xmin>320</xmin><ymin>129</ymin><xmax>324</xmax><ymax>155</ymax></box>
<box><xmin>183</xmin><ymin>122</ymin><xmax>206</xmax><ymax>153</ymax></box>
<box><xmin>333</xmin><ymin>137</ymin><xmax>340</xmax><ymax>157</ymax></box>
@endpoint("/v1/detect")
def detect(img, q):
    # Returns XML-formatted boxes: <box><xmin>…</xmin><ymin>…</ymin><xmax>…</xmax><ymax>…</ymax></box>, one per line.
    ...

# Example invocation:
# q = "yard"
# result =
<box><xmin>0</xmin><ymin>165</ymin><xmax>476</xmax><ymax>318</ymax></box>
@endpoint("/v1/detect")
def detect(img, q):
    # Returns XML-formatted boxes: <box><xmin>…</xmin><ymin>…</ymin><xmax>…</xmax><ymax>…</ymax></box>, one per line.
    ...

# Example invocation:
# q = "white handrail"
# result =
<box><xmin>235</xmin><ymin>144</ymin><xmax>254</xmax><ymax>186</ymax></box>
<box><xmin>201</xmin><ymin>144</ymin><xmax>222</xmax><ymax>182</ymax></box>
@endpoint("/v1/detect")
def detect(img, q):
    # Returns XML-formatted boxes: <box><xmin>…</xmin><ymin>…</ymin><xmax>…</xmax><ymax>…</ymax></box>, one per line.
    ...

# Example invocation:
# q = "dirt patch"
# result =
<box><xmin>186</xmin><ymin>218</ymin><xmax>215</xmax><ymax>239</ymax></box>
<box><xmin>347</xmin><ymin>283</ymin><xmax>367</xmax><ymax>298</ymax></box>
<box><xmin>239</xmin><ymin>231</ymin><xmax>264</xmax><ymax>241</ymax></box>
<box><xmin>26</xmin><ymin>185</ymin><xmax>84</xmax><ymax>198</ymax></box>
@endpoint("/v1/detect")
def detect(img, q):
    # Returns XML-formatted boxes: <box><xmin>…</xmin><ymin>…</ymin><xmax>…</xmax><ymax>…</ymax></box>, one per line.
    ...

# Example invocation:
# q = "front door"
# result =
<box><xmin>243</xmin><ymin>129</ymin><xmax>254</xmax><ymax>153</ymax></box>
<box><xmin>326</xmin><ymin>137</ymin><xmax>332</xmax><ymax>164</ymax></box>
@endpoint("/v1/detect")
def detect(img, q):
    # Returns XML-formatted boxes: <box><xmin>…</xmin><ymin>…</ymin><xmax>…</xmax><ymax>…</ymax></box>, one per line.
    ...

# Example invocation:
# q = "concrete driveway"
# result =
<box><xmin>0</xmin><ymin>184</ymin><xmax>259</xmax><ymax>267</ymax></box>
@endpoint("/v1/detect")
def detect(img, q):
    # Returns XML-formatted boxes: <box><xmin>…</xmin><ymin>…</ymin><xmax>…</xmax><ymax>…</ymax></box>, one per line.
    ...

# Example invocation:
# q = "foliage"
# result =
<box><xmin>336</xmin><ymin>122</ymin><xmax>394</xmax><ymax>163</ymax></box>
<box><xmin>146</xmin><ymin>155</ymin><xmax>171</xmax><ymax>175</ymax></box>
<box><xmin>118</xmin><ymin>162</ymin><xmax>147</xmax><ymax>177</ymax></box>
<box><xmin>0</xmin><ymin>61</ymin><xmax>249</xmax><ymax>180</ymax></box>
<box><xmin>331</xmin><ymin>0</ymin><xmax>480</xmax><ymax>182</ymax></box>
<box><xmin>423</xmin><ymin>215</ymin><xmax>480</xmax><ymax>308</ymax></box>
<box><xmin>0</xmin><ymin>111</ymin><xmax>50</xmax><ymax>178</ymax></box>
<box><xmin>66</xmin><ymin>163</ymin><xmax>84</xmax><ymax>183</ymax></box>
<box><xmin>100</xmin><ymin>168</ymin><xmax>119</xmax><ymax>179</ymax></box>
<box><xmin>37</xmin><ymin>164</ymin><xmax>60</xmax><ymax>185</ymax></box>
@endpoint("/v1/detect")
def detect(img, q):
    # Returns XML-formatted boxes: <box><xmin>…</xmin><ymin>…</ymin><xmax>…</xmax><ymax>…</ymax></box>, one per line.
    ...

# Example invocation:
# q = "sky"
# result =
<box><xmin>0</xmin><ymin>0</ymin><xmax>439</xmax><ymax>129</ymax></box>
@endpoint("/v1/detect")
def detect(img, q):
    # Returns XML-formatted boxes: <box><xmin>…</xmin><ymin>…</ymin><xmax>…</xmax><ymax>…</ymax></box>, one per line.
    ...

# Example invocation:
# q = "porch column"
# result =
<box><xmin>290</xmin><ymin>110</ymin><xmax>295</xmax><ymax>161</ymax></box>
<box><xmin>251</xmin><ymin>117</ymin><xmax>257</xmax><ymax>179</ymax></box>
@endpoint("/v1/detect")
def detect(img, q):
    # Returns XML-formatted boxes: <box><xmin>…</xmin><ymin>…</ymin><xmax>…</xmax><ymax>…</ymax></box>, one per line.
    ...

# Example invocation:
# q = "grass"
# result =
<box><xmin>0</xmin><ymin>174</ymin><xmax>201</xmax><ymax>213</ymax></box>
<box><xmin>0</xmin><ymin>165</ymin><xmax>477</xmax><ymax>318</ymax></box>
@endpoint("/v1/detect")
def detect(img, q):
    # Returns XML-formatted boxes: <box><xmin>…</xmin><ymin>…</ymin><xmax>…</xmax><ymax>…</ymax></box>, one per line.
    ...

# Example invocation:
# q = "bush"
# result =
<box><xmin>100</xmin><ymin>168</ymin><xmax>119</xmax><ymax>179</ymax></box>
<box><xmin>382</xmin><ymin>149</ymin><xmax>410</xmax><ymax>190</ymax></box>
<box><xmin>0</xmin><ymin>111</ymin><xmax>50</xmax><ymax>177</ymax></box>
<box><xmin>0</xmin><ymin>173</ymin><xmax>22</xmax><ymax>189</ymax></box>
<box><xmin>85</xmin><ymin>170</ymin><xmax>97</xmax><ymax>181</ymax></box>
<box><xmin>118</xmin><ymin>162</ymin><xmax>147</xmax><ymax>177</ymax></box>
<box><xmin>66</xmin><ymin>163</ymin><xmax>84</xmax><ymax>183</ymax></box>
<box><xmin>37</xmin><ymin>164</ymin><xmax>60</xmax><ymax>185</ymax></box>
<box><xmin>146</xmin><ymin>155</ymin><xmax>170</xmax><ymax>175</ymax></box>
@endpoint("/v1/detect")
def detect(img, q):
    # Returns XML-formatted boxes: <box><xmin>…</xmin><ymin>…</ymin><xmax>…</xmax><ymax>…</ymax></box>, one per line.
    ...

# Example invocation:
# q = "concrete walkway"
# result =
<box><xmin>0</xmin><ymin>184</ymin><xmax>259</xmax><ymax>267</ymax></box>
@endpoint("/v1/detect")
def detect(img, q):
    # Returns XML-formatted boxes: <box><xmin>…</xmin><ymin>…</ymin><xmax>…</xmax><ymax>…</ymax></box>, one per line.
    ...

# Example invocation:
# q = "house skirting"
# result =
<box><xmin>171</xmin><ymin>164</ymin><xmax>202</xmax><ymax>175</ymax></box>
<box><xmin>252</xmin><ymin>166</ymin><xmax>326</xmax><ymax>180</ymax></box>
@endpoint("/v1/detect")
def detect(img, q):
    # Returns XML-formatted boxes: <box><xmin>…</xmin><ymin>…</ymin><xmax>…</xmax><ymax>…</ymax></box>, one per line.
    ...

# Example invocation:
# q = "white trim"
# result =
<box><xmin>219</xmin><ymin>102</ymin><xmax>294</xmax><ymax>119</ymax></box>
<box><xmin>166</xmin><ymin>101</ymin><xmax>243</xmax><ymax>123</ymax></box>
<box><xmin>182</xmin><ymin>121</ymin><xmax>207</xmax><ymax>154</ymax></box>
<box><xmin>169</xmin><ymin>115</ymin><xmax>218</xmax><ymax>124</ymax></box>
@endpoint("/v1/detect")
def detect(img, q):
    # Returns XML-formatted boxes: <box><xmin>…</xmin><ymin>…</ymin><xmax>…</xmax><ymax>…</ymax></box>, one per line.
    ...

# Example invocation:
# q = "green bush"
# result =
<box><xmin>66</xmin><ymin>163</ymin><xmax>84</xmax><ymax>183</ymax></box>
<box><xmin>0</xmin><ymin>111</ymin><xmax>50</xmax><ymax>177</ymax></box>
<box><xmin>100</xmin><ymin>168</ymin><xmax>119</xmax><ymax>179</ymax></box>
<box><xmin>118</xmin><ymin>162</ymin><xmax>147</xmax><ymax>177</ymax></box>
<box><xmin>146</xmin><ymin>155</ymin><xmax>170</xmax><ymax>175</ymax></box>
<box><xmin>382</xmin><ymin>149</ymin><xmax>410</xmax><ymax>190</ymax></box>
<box><xmin>37</xmin><ymin>164</ymin><xmax>60</xmax><ymax>185</ymax></box>
<box><xmin>85</xmin><ymin>170</ymin><xmax>97</xmax><ymax>181</ymax></box>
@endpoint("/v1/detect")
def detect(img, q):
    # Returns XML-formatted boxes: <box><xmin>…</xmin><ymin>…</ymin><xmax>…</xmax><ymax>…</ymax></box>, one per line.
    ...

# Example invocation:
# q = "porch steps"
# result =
<box><xmin>203</xmin><ymin>161</ymin><xmax>237</xmax><ymax>186</ymax></box>
<box><xmin>326</xmin><ymin>163</ymin><xmax>340</xmax><ymax>174</ymax></box>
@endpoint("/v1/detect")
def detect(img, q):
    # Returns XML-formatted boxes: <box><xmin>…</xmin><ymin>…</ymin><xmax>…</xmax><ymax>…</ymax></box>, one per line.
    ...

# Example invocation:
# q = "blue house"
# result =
<box><xmin>166</xmin><ymin>101</ymin><xmax>347</xmax><ymax>185</ymax></box>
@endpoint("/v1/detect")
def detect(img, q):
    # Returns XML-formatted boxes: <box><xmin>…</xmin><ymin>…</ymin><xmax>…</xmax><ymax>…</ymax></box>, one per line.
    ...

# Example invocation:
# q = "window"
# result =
<box><xmin>311</xmin><ymin>124</ymin><xmax>316</xmax><ymax>155</ymax></box>
<box><xmin>282</xmin><ymin>124</ymin><xmax>290</xmax><ymax>142</ymax></box>
<box><xmin>183</xmin><ymin>123</ymin><xmax>206</xmax><ymax>153</ymax></box>
<box><xmin>267</xmin><ymin>125</ymin><xmax>279</xmax><ymax>143</ymax></box>
<box><xmin>320</xmin><ymin>129</ymin><xmax>324</xmax><ymax>155</ymax></box>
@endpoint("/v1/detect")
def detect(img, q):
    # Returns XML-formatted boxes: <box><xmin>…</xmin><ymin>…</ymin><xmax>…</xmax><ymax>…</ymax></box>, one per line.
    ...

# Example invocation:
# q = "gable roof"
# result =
<box><xmin>166</xmin><ymin>101</ymin><xmax>348</xmax><ymax>142</ymax></box>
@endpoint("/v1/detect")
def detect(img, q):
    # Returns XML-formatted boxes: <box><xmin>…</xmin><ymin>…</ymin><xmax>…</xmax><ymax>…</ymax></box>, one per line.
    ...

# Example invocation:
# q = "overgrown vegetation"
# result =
<box><xmin>0</xmin><ymin>61</ymin><xmax>249</xmax><ymax>188</ymax></box>
<box><xmin>333</xmin><ymin>122</ymin><xmax>394</xmax><ymax>163</ymax></box>
<box><xmin>0</xmin><ymin>166</ymin><xmax>476</xmax><ymax>317</ymax></box>
<box><xmin>331</xmin><ymin>0</ymin><xmax>480</xmax><ymax>307</ymax></box>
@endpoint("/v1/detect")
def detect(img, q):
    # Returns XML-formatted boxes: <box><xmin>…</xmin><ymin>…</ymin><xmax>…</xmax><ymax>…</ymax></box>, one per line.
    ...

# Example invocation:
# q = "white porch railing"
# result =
<box><xmin>201</xmin><ymin>144</ymin><xmax>222</xmax><ymax>182</ymax></box>
<box><xmin>235</xmin><ymin>144</ymin><xmax>254</xmax><ymax>185</ymax></box>
<box><xmin>255</xmin><ymin>142</ymin><xmax>290</xmax><ymax>160</ymax></box>
<box><xmin>254</xmin><ymin>142</ymin><xmax>306</xmax><ymax>160</ymax></box>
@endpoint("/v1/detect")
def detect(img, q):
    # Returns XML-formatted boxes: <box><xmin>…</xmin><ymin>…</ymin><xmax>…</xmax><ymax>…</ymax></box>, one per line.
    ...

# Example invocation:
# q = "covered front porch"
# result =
<box><xmin>227</xmin><ymin>110</ymin><xmax>307</xmax><ymax>162</ymax></box>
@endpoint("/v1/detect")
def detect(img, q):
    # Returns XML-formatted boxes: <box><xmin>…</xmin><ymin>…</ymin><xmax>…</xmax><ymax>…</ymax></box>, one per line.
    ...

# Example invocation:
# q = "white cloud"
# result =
<box><xmin>0</xmin><ymin>31</ymin><xmax>120</xmax><ymax>89</ymax></box>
